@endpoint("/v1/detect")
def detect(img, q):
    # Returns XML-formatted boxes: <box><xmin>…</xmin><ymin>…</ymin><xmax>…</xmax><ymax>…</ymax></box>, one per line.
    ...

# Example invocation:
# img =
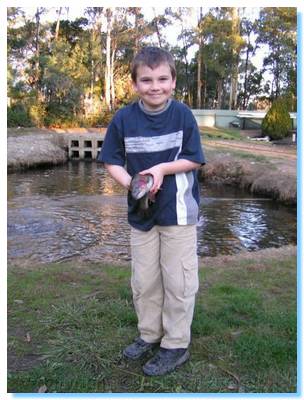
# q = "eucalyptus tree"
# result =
<box><xmin>228</xmin><ymin>7</ymin><xmax>244</xmax><ymax>110</ymax></box>
<box><xmin>7</xmin><ymin>7</ymin><xmax>26</xmax><ymax>98</ymax></box>
<box><xmin>84</xmin><ymin>7</ymin><xmax>105</xmax><ymax>106</ymax></box>
<box><xmin>196</xmin><ymin>7</ymin><xmax>203</xmax><ymax>109</ymax></box>
<box><xmin>41</xmin><ymin>25</ymin><xmax>91</xmax><ymax>125</ymax></box>
<box><xmin>198</xmin><ymin>9</ymin><xmax>234</xmax><ymax>108</ymax></box>
<box><xmin>256</xmin><ymin>7</ymin><xmax>297</xmax><ymax>100</ymax></box>
<box><xmin>238</xmin><ymin>18</ymin><xmax>258</xmax><ymax>109</ymax></box>
<box><xmin>7</xmin><ymin>7</ymin><xmax>49</xmax><ymax>111</ymax></box>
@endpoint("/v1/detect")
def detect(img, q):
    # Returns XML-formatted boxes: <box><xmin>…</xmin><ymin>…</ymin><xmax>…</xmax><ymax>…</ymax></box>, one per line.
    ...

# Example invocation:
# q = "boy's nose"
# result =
<box><xmin>150</xmin><ymin>80</ymin><xmax>160</xmax><ymax>90</ymax></box>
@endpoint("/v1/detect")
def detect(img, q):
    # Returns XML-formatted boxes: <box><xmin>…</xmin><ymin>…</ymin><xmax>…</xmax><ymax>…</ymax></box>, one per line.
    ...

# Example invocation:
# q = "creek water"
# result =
<box><xmin>7</xmin><ymin>162</ymin><xmax>296</xmax><ymax>266</ymax></box>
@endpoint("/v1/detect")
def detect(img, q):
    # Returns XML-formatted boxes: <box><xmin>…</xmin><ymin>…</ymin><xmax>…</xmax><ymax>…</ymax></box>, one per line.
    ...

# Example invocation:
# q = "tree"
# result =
<box><xmin>228</xmin><ymin>7</ymin><xmax>244</xmax><ymax>110</ymax></box>
<box><xmin>196</xmin><ymin>8</ymin><xmax>203</xmax><ymax>109</ymax></box>
<box><xmin>199</xmin><ymin>9</ymin><xmax>234</xmax><ymax>109</ymax></box>
<box><xmin>261</xmin><ymin>96</ymin><xmax>292</xmax><ymax>140</ymax></box>
<box><xmin>256</xmin><ymin>7</ymin><xmax>296</xmax><ymax>99</ymax></box>
<box><xmin>239</xmin><ymin>18</ymin><xmax>259</xmax><ymax>109</ymax></box>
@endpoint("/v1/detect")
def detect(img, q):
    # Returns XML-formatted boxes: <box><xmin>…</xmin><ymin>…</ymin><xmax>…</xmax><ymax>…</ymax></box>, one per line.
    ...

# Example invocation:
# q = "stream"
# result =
<box><xmin>7</xmin><ymin>162</ymin><xmax>297</xmax><ymax>266</ymax></box>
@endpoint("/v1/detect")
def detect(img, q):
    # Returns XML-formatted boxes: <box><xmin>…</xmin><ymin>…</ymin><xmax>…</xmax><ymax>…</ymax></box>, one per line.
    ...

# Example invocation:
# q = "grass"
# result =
<box><xmin>7</xmin><ymin>253</ymin><xmax>297</xmax><ymax>393</ymax></box>
<box><xmin>199</xmin><ymin>126</ymin><xmax>246</xmax><ymax>141</ymax></box>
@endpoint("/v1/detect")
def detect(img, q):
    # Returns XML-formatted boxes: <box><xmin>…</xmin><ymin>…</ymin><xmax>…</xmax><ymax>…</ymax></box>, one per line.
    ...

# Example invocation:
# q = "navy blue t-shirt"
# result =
<box><xmin>98</xmin><ymin>99</ymin><xmax>205</xmax><ymax>231</ymax></box>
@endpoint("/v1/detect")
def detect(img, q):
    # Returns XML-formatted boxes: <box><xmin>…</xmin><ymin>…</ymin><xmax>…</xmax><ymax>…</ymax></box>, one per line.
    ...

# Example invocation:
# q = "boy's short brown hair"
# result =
<box><xmin>131</xmin><ymin>46</ymin><xmax>176</xmax><ymax>82</ymax></box>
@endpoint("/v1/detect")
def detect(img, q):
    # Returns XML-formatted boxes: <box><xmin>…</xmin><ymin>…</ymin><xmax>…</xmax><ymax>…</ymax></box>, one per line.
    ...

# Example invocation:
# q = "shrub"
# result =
<box><xmin>261</xmin><ymin>97</ymin><xmax>292</xmax><ymax>140</ymax></box>
<box><xmin>7</xmin><ymin>104</ymin><xmax>33</xmax><ymax>127</ymax></box>
<box><xmin>29</xmin><ymin>103</ymin><xmax>47</xmax><ymax>127</ymax></box>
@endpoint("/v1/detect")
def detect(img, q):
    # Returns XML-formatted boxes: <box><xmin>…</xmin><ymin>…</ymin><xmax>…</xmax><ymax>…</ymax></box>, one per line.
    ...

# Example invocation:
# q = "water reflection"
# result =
<box><xmin>7</xmin><ymin>162</ymin><xmax>296</xmax><ymax>266</ymax></box>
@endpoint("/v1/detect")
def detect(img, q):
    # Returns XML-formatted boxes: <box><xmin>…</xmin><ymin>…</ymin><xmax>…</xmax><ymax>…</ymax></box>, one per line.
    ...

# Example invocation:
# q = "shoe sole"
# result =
<box><xmin>143</xmin><ymin>350</ymin><xmax>190</xmax><ymax>376</ymax></box>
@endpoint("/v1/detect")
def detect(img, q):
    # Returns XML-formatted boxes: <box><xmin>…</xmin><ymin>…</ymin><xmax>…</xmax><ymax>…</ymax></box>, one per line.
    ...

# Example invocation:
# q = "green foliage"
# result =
<box><xmin>7</xmin><ymin>105</ymin><xmax>33</xmax><ymax>127</ymax></box>
<box><xmin>256</xmin><ymin>8</ymin><xmax>297</xmax><ymax>98</ymax></box>
<box><xmin>261</xmin><ymin>97</ymin><xmax>292</xmax><ymax>140</ymax></box>
<box><xmin>29</xmin><ymin>103</ymin><xmax>47</xmax><ymax>127</ymax></box>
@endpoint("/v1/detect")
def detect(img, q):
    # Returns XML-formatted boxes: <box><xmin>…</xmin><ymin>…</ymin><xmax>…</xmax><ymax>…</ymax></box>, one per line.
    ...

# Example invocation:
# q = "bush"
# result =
<box><xmin>261</xmin><ymin>97</ymin><xmax>292</xmax><ymax>140</ymax></box>
<box><xmin>29</xmin><ymin>103</ymin><xmax>47</xmax><ymax>127</ymax></box>
<box><xmin>7</xmin><ymin>104</ymin><xmax>33</xmax><ymax>127</ymax></box>
<box><xmin>44</xmin><ymin>102</ymin><xmax>79</xmax><ymax>128</ymax></box>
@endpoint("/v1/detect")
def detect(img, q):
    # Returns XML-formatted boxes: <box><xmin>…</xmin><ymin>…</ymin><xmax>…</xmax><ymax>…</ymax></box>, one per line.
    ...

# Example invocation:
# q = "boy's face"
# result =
<box><xmin>133</xmin><ymin>63</ymin><xmax>176</xmax><ymax>112</ymax></box>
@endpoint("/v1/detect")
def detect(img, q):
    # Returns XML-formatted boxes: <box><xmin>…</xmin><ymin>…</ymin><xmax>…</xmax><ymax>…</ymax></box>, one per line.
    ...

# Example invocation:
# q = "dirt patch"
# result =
<box><xmin>7</xmin><ymin>327</ymin><xmax>44</xmax><ymax>373</ymax></box>
<box><xmin>204</xmin><ymin>139</ymin><xmax>296</xmax><ymax>160</ymax></box>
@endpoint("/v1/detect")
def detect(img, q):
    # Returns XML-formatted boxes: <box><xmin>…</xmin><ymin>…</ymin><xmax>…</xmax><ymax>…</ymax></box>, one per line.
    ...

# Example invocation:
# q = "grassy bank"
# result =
<box><xmin>8</xmin><ymin>247</ymin><xmax>297</xmax><ymax>394</ymax></box>
<box><xmin>199</xmin><ymin>147</ymin><xmax>296</xmax><ymax>205</ymax></box>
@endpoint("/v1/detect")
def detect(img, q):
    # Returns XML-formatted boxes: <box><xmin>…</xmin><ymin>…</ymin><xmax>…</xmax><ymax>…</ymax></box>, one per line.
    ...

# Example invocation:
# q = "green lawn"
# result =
<box><xmin>199</xmin><ymin>126</ymin><xmax>246</xmax><ymax>141</ymax></box>
<box><xmin>7</xmin><ymin>253</ymin><xmax>297</xmax><ymax>393</ymax></box>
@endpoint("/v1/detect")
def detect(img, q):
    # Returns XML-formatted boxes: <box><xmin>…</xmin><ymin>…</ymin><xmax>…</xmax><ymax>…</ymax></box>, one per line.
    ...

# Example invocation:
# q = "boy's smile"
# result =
<box><xmin>133</xmin><ymin>63</ymin><xmax>176</xmax><ymax>112</ymax></box>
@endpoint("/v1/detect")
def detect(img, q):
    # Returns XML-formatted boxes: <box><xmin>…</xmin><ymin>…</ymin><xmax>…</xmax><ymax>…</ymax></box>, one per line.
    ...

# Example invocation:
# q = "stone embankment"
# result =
<box><xmin>7</xmin><ymin>133</ymin><xmax>67</xmax><ymax>172</ymax></box>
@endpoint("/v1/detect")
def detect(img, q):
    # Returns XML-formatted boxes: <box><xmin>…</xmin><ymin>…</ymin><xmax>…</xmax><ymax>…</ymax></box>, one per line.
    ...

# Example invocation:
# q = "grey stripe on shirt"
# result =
<box><xmin>124</xmin><ymin>131</ymin><xmax>183</xmax><ymax>153</ymax></box>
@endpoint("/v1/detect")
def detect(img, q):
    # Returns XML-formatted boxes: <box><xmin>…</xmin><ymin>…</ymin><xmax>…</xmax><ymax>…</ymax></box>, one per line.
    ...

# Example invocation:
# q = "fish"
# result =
<box><xmin>130</xmin><ymin>173</ymin><xmax>155</xmax><ymax>216</ymax></box>
<box><xmin>130</xmin><ymin>173</ymin><xmax>154</xmax><ymax>201</ymax></box>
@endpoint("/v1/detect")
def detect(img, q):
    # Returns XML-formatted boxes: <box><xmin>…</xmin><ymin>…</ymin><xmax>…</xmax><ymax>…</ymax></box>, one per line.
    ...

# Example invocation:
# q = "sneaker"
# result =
<box><xmin>143</xmin><ymin>347</ymin><xmax>190</xmax><ymax>376</ymax></box>
<box><xmin>123</xmin><ymin>338</ymin><xmax>159</xmax><ymax>360</ymax></box>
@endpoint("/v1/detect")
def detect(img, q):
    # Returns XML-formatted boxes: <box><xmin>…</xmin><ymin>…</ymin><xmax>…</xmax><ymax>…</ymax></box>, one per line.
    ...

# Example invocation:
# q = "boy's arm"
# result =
<box><xmin>140</xmin><ymin>159</ymin><xmax>201</xmax><ymax>194</ymax></box>
<box><xmin>104</xmin><ymin>164</ymin><xmax>132</xmax><ymax>190</ymax></box>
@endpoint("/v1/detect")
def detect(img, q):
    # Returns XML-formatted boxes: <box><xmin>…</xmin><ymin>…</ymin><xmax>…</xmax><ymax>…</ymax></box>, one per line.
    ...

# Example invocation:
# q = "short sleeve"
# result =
<box><xmin>97</xmin><ymin>113</ymin><xmax>125</xmax><ymax>166</ymax></box>
<box><xmin>178</xmin><ymin>108</ymin><xmax>206</xmax><ymax>165</ymax></box>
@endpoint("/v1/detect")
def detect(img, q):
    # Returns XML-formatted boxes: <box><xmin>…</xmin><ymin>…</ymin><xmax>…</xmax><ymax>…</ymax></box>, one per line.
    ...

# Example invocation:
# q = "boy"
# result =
<box><xmin>98</xmin><ymin>47</ymin><xmax>205</xmax><ymax>376</ymax></box>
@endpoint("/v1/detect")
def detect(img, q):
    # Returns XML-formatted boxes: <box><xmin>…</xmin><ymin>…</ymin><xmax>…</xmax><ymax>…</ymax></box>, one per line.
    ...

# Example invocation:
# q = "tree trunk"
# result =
<box><xmin>90</xmin><ymin>59</ymin><xmax>94</xmax><ymax>97</ymax></box>
<box><xmin>229</xmin><ymin>7</ymin><xmax>240</xmax><ymax>110</ymax></box>
<box><xmin>152</xmin><ymin>8</ymin><xmax>162</xmax><ymax>48</ymax></box>
<box><xmin>216</xmin><ymin>79</ymin><xmax>223</xmax><ymax>109</ymax></box>
<box><xmin>105</xmin><ymin>8</ymin><xmax>112</xmax><ymax>111</ymax></box>
<box><xmin>197</xmin><ymin>47</ymin><xmax>202</xmax><ymax>109</ymax></box>
<box><xmin>242</xmin><ymin>44</ymin><xmax>250</xmax><ymax>109</ymax></box>
<box><xmin>34</xmin><ymin>8</ymin><xmax>41</xmax><ymax>101</ymax></box>
<box><xmin>55</xmin><ymin>7</ymin><xmax>62</xmax><ymax>40</ymax></box>
<box><xmin>110</xmin><ymin>45</ymin><xmax>116</xmax><ymax>109</ymax></box>
<box><xmin>134</xmin><ymin>8</ymin><xmax>142</xmax><ymax>52</ymax></box>
<box><xmin>196</xmin><ymin>7</ymin><xmax>203</xmax><ymax>109</ymax></box>
<box><xmin>203</xmin><ymin>64</ymin><xmax>207</xmax><ymax>108</ymax></box>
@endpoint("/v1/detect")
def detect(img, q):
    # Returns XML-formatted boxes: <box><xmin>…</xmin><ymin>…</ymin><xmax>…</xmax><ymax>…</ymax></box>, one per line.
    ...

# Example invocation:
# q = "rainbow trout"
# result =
<box><xmin>130</xmin><ymin>173</ymin><xmax>155</xmax><ymax>217</ymax></box>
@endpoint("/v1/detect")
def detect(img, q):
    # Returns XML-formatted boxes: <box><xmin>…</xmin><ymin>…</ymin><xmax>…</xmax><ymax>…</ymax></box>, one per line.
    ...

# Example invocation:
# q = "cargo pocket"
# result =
<box><xmin>182</xmin><ymin>258</ymin><xmax>199</xmax><ymax>297</ymax></box>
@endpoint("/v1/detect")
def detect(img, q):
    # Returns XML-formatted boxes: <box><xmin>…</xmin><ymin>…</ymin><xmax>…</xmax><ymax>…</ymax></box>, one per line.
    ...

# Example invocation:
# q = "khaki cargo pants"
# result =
<box><xmin>130</xmin><ymin>225</ymin><xmax>199</xmax><ymax>349</ymax></box>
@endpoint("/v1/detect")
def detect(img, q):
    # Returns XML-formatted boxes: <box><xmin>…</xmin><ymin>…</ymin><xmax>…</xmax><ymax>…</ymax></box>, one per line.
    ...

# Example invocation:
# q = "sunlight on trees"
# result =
<box><xmin>7</xmin><ymin>7</ymin><xmax>297</xmax><ymax>128</ymax></box>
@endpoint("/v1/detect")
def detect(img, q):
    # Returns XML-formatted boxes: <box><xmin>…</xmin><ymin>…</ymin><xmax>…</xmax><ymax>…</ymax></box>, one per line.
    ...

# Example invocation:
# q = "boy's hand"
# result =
<box><xmin>139</xmin><ymin>164</ymin><xmax>164</xmax><ymax>195</ymax></box>
<box><xmin>139</xmin><ymin>159</ymin><xmax>200</xmax><ymax>195</ymax></box>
